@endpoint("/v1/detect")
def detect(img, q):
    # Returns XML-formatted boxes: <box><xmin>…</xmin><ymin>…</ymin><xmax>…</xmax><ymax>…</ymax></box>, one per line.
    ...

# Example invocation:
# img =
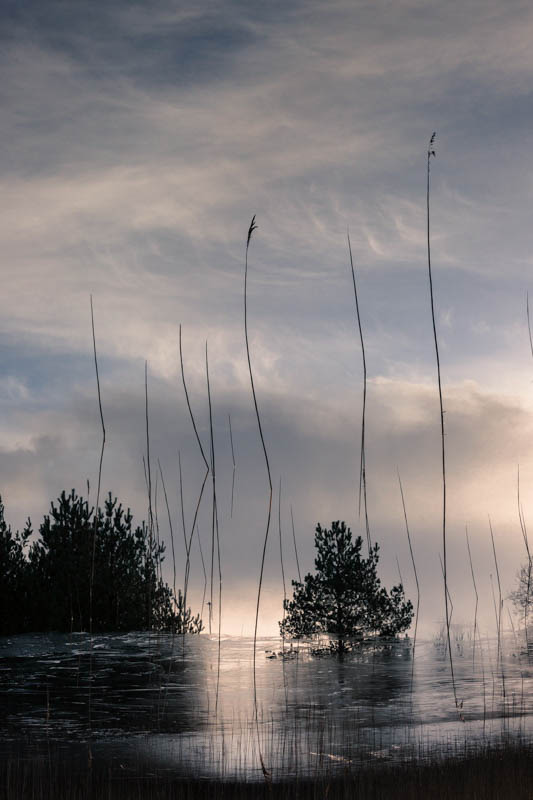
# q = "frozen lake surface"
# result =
<box><xmin>1</xmin><ymin>630</ymin><xmax>532</xmax><ymax>779</ymax></box>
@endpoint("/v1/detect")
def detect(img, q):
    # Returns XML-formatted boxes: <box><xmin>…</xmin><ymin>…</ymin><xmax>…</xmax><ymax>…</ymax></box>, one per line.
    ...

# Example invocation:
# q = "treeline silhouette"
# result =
<box><xmin>0</xmin><ymin>489</ymin><xmax>203</xmax><ymax>636</ymax></box>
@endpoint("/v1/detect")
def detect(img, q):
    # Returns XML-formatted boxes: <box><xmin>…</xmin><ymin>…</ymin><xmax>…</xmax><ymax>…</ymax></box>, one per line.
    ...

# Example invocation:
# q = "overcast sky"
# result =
<box><xmin>3</xmin><ymin>0</ymin><xmax>533</xmax><ymax>635</ymax></box>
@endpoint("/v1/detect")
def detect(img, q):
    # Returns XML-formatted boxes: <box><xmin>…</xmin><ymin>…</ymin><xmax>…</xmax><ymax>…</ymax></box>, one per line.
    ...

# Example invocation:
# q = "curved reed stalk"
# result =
<box><xmin>144</xmin><ymin>361</ymin><xmax>155</xmax><ymax>632</ymax></box>
<box><xmin>88</xmin><ymin>295</ymin><xmax>106</xmax><ymax>759</ymax></box>
<box><xmin>517</xmin><ymin>472</ymin><xmax>532</xmax><ymax>656</ymax></box>
<box><xmin>244</xmin><ymin>215</ymin><xmax>272</xmax><ymax>783</ymax></box>
<box><xmin>196</xmin><ymin>521</ymin><xmax>207</xmax><ymax>623</ymax></box>
<box><xmin>290</xmin><ymin>505</ymin><xmax>302</xmax><ymax>583</ymax></box>
<box><xmin>347</xmin><ymin>232</ymin><xmax>371</xmax><ymax>551</ymax></box>
<box><xmin>205</xmin><ymin>342</ymin><xmax>222</xmax><ymax>714</ymax></box>
<box><xmin>229</xmin><ymin>414</ymin><xmax>236</xmax><ymax>518</ymax></box>
<box><xmin>178</xmin><ymin>451</ymin><xmax>188</xmax><ymax>575</ymax></box>
<box><xmin>489</xmin><ymin>518</ymin><xmax>506</xmax><ymax>698</ymax></box>
<box><xmin>89</xmin><ymin>295</ymin><xmax>106</xmax><ymax>634</ymax></box>
<box><xmin>465</xmin><ymin>526</ymin><xmax>478</xmax><ymax>670</ymax></box>
<box><xmin>438</xmin><ymin>554</ymin><xmax>454</xmax><ymax>626</ymax></box>
<box><xmin>179</xmin><ymin>326</ymin><xmax>210</xmax><ymax>631</ymax></box>
<box><xmin>426</xmin><ymin>133</ymin><xmax>457</xmax><ymax>708</ymax></box>
<box><xmin>278</xmin><ymin>478</ymin><xmax>287</xmax><ymax>605</ymax></box>
<box><xmin>158</xmin><ymin>459</ymin><xmax>177</xmax><ymax>610</ymax></box>
<box><xmin>519</xmin><ymin>300</ymin><xmax>533</xmax><ymax>654</ymax></box>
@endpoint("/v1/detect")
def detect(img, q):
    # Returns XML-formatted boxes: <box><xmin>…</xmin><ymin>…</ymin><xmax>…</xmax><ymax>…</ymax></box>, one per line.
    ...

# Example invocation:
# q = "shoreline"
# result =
<box><xmin>4</xmin><ymin>740</ymin><xmax>533</xmax><ymax>799</ymax></box>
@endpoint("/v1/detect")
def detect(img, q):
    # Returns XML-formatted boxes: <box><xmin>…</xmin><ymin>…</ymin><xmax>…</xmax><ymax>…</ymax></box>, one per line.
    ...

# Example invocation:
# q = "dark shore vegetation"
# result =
<box><xmin>4</xmin><ymin>741</ymin><xmax>533</xmax><ymax>799</ymax></box>
<box><xmin>0</xmin><ymin>489</ymin><xmax>203</xmax><ymax>635</ymax></box>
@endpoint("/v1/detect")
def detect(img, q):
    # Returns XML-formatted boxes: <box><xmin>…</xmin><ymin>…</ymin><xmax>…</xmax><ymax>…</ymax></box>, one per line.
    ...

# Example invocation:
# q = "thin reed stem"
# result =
<box><xmin>158</xmin><ymin>459</ymin><xmax>177</xmax><ymax>611</ymax></box>
<box><xmin>489</xmin><ymin>517</ymin><xmax>505</xmax><ymax>698</ymax></box>
<box><xmin>178</xmin><ymin>452</ymin><xmax>189</xmax><ymax>581</ymax></box>
<box><xmin>89</xmin><ymin>295</ymin><xmax>106</xmax><ymax>633</ymax></box>
<box><xmin>426</xmin><ymin>132</ymin><xmax>456</xmax><ymax>707</ymax></box>
<box><xmin>229</xmin><ymin>414</ymin><xmax>236</xmax><ymax>518</ymax></box>
<box><xmin>145</xmin><ymin>361</ymin><xmax>154</xmax><ymax>632</ymax></box>
<box><xmin>278</xmin><ymin>477</ymin><xmax>287</xmax><ymax>605</ymax></box>
<box><xmin>88</xmin><ymin>295</ymin><xmax>106</xmax><ymax>756</ymax></box>
<box><xmin>206</xmin><ymin>343</ymin><xmax>222</xmax><ymax>714</ymax></box>
<box><xmin>196</xmin><ymin>521</ymin><xmax>207</xmax><ymax>624</ymax></box>
<box><xmin>347</xmin><ymin>231</ymin><xmax>371</xmax><ymax>551</ymax></box>
<box><xmin>179</xmin><ymin>326</ymin><xmax>210</xmax><ymax>631</ymax></box>
<box><xmin>244</xmin><ymin>215</ymin><xmax>272</xmax><ymax>784</ymax></box>
<box><xmin>397</xmin><ymin>471</ymin><xmax>419</xmax><ymax>688</ymax></box>
<box><xmin>290</xmin><ymin>505</ymin><xmax>301</xmax><ymax>584</ymax></box>
<box><xmin>465</xmin><ymin>526</ymin><xmax>478</xmax><ymax>671</ymax></box>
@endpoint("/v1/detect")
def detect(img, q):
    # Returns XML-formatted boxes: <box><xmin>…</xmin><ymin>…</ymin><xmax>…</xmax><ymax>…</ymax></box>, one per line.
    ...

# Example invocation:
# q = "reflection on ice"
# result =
<box><xmin>1</xmin><ymin>630</ymin><xmax>533</xmax><ymax>778</ymax></box>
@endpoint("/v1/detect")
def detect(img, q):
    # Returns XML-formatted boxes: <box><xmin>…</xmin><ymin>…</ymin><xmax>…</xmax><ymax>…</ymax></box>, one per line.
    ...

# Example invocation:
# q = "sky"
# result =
<box><xmin>3</xmin><ymin>0</ymin><xmax>533</xmax><ymax>636</ymax></box>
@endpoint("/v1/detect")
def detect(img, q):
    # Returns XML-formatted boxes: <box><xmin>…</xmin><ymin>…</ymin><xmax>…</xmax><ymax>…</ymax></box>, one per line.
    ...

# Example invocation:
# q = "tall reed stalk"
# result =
<box><xmin>465</xmin><ymin>526</ymin><xmax>478</xmax><ymax>671</ymax></box>
<box><xmin>229</xmin><ymin>414</ymin><xmax>236</xmax><ymax>518</ymax></box>
<box><xmin>158</xmin><ymin>459</ymin><xmax>177</xmax><ymax>612</ymax></box>
<box><xmin>278</xmin><ymin>478</ymin><xmax>287</xmax><ymax>608</ymax></box>
<box><xmin>145</xmin><ymin>361</ymin><xmax>155</xmax><ymax>633</ymax></box>
<box><xmin>205</xmin><ymin>342</ymin><xmax>222</xmax><ymax>714</ymax></box>
<box><xmin>290</xmin><ymin>505</ymin><xmax>301</xmax><ymax>583</ymax></box>
<box><xmin>347</xmin><ymin>232</ymin><xmax>371</xmax><ymax>551</ymax></box>
<box><xmin>426</xmin><ymin>133</ymin><xmax>457</xmax><ymax>707</ymax></box>
<box><xmin>397</xmin><ymin>471</ymin><xmax>419</xmax><ymax>690</ymax></box>
<box><xmin>196</xmin><ymin>521</ymin><xmax>208</xmax><ymax>624</ymax></box>
<box><xmin>523</xmin><ymin>293</ymin><xmax>533</xmax><ymax>656</ymax></box>
<box><xmin>178</xmin><ymin>452</ymin><xmax>188</xmax><ymax>588</ymax></box>
<box><xmin>179</xmin><ymin>326</ymin><xmax>210</xmax><ymax>631</ymax></box>
<box><xmin>244</xmin><ymin>215</ymin><xmax>272</xmax><ymax>783</ymax></box>
<box><xmin>88</xmin><ymin>295</ymin><xmax>105</xmax><ymax>760</ymax></box>
<box><xmin>489</xmin><ymin>518</ymin><xmax>505</xmax><ymax>699</ymax></box>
